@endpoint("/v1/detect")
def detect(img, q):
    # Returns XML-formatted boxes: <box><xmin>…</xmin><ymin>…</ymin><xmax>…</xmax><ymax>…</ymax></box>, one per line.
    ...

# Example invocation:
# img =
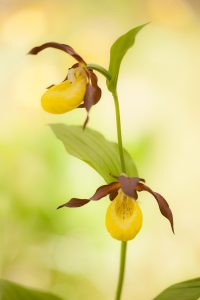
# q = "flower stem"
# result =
<box><xmin>112</xmin><ymin>91</ymin><xmax>126</xmax><ymax>173</ymax></box>
<box><xmin>86</xmin><ymin>64</ymin><xmax>111</xmax><ymax>80</ymax></box>
<box><xmin>115</xmin><ymin>241</ymin><xmax>127</xmax><ymax>300</ymax></box>
<box><xmin>112</xmin><ymin>90</ymin><xmax>127</xmax><ymax>300</ymax></box>
<box><xmin>88</xmin><ymin>63</ymin><xmax>128</xmax><ymax>300</ymax></box>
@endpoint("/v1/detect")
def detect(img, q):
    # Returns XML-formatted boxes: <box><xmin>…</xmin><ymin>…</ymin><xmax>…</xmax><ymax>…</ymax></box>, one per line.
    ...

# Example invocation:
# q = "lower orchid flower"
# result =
<box><xmin>28</xmin><ymin>42</ymin><xmax>101</xmax><ymax>127</ymax></box>
<box><xmin>58</xmin><ymin>175</ymin><xmax>174</xmax><ymax>241</ymax></box>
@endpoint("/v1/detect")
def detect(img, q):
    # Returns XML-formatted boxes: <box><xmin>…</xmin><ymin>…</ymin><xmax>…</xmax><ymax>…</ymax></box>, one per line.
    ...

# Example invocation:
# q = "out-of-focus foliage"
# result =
<box><xmin>1</xmin><ymin>0</ymin><xmax>200</xmax><ymax>300</ymax></box>
<box><xmin>0</xmin><ymin>279</ymin><xmax>62</xmax><ymax>300</ymax></box>
<box><xmin>154</xmin><ymin>278</ymin><xmax>200</xmax><ymax>300</ymax></box>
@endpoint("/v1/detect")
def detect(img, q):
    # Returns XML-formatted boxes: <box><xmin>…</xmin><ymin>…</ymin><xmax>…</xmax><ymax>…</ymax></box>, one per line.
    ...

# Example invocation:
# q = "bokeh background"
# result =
<box><xmin>1</xmin><ymin>0</ymin><xmax>200</xmax><ymax>299</ymax></box>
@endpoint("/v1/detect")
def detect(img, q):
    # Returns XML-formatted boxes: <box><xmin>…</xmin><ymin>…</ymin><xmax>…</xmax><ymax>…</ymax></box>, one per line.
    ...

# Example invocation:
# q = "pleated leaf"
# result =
<box><xmin>154</xmin><ymin>278</ymin><xmax>200</xmax><ymax>300</ymax></box>
<box><xmin>0</xmin><ymin>279</ymin><xmax>62</xmax><ymax>300</ymax></box>
<box><xmin>50</xmin><ymin>124</ymin><xmax>138</xmax><ymax>183</ymax></box>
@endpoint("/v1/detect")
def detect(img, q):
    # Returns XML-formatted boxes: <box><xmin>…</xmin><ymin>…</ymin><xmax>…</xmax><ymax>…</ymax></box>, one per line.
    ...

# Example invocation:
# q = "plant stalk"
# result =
<box><xmin>112</xmin><ymin>90</ymin><xmax>127</xmax><ymax>300</ymax></box>
<box><xmin>87</xmin><ymin>63</ymin><xmax>128</xmax><ymax>300</ymax></box>
<box><xmin>115</xmin><ymin>241</ymin><xmax>127</xmax><ymax>300</ymax></box>
<box><xmin>112</xmin><ymin>91</ymin><xmax>126</xmax><ymax>173</ymax></box>
<box><xmin>86</xmin><ymin>64</ymin><xmax>111</xmax><ymax>80</ymax></box>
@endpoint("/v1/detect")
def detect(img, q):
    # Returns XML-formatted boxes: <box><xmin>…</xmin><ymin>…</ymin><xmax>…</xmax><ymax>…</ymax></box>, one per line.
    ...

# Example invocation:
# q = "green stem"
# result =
<box><xmin>112</xmin><ymin>90</ymin><xmax>127</xmax><ymax>300</ymax></box>
<box><xmin>112</xmin><ymin>91</ymin><xmax>126</xmax><ymax>173</ymax></box>
<box><xmin>86</xmin><ymin>63</ymin><xmax>112</xmax><ymax>80</ymax></box>
<box><xmin>115</xmin><ymin>241</ymin><xmax>127</xmax><ymax>300</ymax></box>
<box><xmin>88</xmin><ymin>63</ymin><xmax>127</xmax><ymax>300</ymax></box>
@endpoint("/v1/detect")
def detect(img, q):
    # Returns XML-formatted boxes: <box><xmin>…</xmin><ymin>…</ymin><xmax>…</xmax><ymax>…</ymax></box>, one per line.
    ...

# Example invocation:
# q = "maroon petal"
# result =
<box><xmin>57</xmin><ymin>182</ymin><xmax>120</xmax><ymax>209</ymax></box>
<box><xmin>77</xmin><ymin>69</ymin><xmax>101</xmax><ymax>128</ymax></box>
<box><xmin>83</xmin><ymin>115</ymin><xmax>89</xmax><ymax>130</ymax></box>
<box><xmin>28</xmin><ymin>42</ymin><xmax>86</xmax><ymax>64</ymax></box>
<box><xmin>89</xmin><ymin>71</ymin><xmax>102</xmax><ymax>104</ymax></box>
<box><xmin>117</xmin><ymin>175</ymin><xmax>144</xmax><ymax>199</ymax></box>
<box><xmin>90</xmin><ymin>182</ymin><xmax>120</xmax><ymax>201</ymax></box>
<box><xmin>57</xmin><ymin>198</ymin><xmax>90</xmax><ymax>208</ymax></box>
<box><xmin>138</xmin><ymin>183</ymin><xmax>174</xmax><ymax>233</ymax></box>
<box><xmin>82</xmin><ymin>82</ymin><xmax>101</xmax><ymax>129</ymax></box>
<box><xmin>89</xmin><ymin>70</ymin><xmax>98</xmax><ymax>85</ymax></box>
<box><xmin>83</xmin><ymin>82</ymin><xmax>101</xmax><ymax>112</ymax></box>
<box><xmin>109</xmin><ymin>190</ymin><xmax>119</xmax><ymax>201</ymax></box>
<box><xmin>83</xmin><ymin>70</ymin><xmax>101</xmax><ymax>111</ymax></box>
<box><xmin>78</xmin><ymin>104</ymin><xmax>85</xmax><ymax>108</ymax></box>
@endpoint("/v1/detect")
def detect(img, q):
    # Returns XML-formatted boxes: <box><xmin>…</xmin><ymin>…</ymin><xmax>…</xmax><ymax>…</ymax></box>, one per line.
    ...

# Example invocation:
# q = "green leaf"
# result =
<box><xmin>0</xmin><ymin>279</ymin><xmax>62</xmax><ymax>300</ymax></box>
<box><xmin>154</xmin><ymin>278</ymin><xmax>200</xmax><ymax>300</ymax></box>
<box><xmin>107</xmin><ymin>23</ymin><xmax>148</xmax><ymax>92</ymax></box>
<box><xmin>50</xmin><ymin>124</ymin><xmax>138</xmax><ymax>183</ymax></box>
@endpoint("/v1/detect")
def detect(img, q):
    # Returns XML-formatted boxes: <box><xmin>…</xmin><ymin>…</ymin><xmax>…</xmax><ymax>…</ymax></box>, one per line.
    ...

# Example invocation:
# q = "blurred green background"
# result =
<box><xmin>1</xmin><ymin>0</ymin><xmax>200</xmax><ymax>299</ymax></box>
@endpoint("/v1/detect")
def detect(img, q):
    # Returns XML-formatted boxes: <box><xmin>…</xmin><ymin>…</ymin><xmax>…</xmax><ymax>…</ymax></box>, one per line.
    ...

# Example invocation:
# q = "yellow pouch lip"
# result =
<box><xmin>41</xmin><ymin>68</ymin><xmax>87</xmax><ymax>114</ymax></box>
<box><xmin>105</xmin><ymin>190</ymin><xmax>143</xmax><ymax>241</ymax></box>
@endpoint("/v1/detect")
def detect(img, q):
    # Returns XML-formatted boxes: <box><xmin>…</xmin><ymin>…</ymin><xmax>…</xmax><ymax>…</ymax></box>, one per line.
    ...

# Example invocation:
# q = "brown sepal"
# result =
<box><xmin>57</xmin><ymin>198</ymin><xmax>90</xmax><ymax>208</ymax></box>
<box><xmin>137</xmin><ymin>183</ymin><xmax>174</xmax><ymax>233</ymax></box>
<box><xmin>90</xmin><ymin>182</ymin><xmax>120</xmax><ymax>200</ymax></box>
<box><xmin>28</xmin><ymin>42</ymin><xmax>86</xmax><ymax>64</ymax></box>
<box><xmin>57</xmin><ymin>182</ymin><xmax>120</xmax><ymax>209</ymax></box>
<box><xmin>117</xmin><ymin>175</ymin><xmax>145</xmax><ymax>199</ymax></box>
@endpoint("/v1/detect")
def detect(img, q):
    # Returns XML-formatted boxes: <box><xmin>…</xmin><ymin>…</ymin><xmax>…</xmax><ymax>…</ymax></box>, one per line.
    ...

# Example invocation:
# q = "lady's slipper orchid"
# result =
<box><xmin>29</xmin><ymin>42</ymin><xmax>101</xmax><ymax>127</ymax></box>
<box><xmin>58</xmin><ymin>175</ymin><xmax>174</xmax><ymax>241</ymax></box>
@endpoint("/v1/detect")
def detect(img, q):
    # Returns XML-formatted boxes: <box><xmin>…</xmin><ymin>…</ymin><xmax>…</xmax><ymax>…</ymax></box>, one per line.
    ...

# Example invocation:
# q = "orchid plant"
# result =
<box><xmin>1</xmin><ymin>24</ymin><xmax>200</xmax><ymax>300</ymax></box>
<box><xmin>28</xmin><ymin>23</ymin><xmax>174</xmax><ymax>300</ymax></box>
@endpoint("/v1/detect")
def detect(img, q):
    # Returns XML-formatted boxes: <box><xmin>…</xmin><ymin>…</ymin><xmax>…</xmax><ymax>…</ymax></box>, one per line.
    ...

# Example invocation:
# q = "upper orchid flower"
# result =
<box><xmin>28</xmin><ymin>42</ymin><xmax>101</xmax><ymax>127</ymax></box>
<box><xmin>57</xmin><ymin>175</ymin><xmax>174</xmax><ymax>241</ymax></box>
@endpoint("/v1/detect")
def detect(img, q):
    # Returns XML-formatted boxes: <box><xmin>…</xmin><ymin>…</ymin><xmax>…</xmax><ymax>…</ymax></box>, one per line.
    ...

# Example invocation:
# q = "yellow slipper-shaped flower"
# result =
<box><xmin>57</xmin><ymin>175</ymin><xmax>174</xmax><ymax>240</ymax></box>
<box><xmin>41</xmin><ymin>67</ymin><xmax>87</xmax><ymax>114</ymax></box>
<box><xmin>106</xmin><ymin>189</ymin><xmax>143</xmax><ymax>241</ymax></box>
<box><xmin>29</xmin><ymin>42</ymin><xmax>101</xmax><ymax>126</ymax></box>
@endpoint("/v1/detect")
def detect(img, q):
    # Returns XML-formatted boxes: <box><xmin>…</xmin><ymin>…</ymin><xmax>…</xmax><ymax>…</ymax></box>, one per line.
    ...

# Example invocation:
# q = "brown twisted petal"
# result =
<box><xmin>82</xmin><ymin>83</ymin><xmax>101</xmax><ymax>129</ymax></box>
<box><xmin>83</xmin><ymin>115</ymin><xmax>89</xmax><ymax>129</ymax></box>
<box><xmin>28</xmin><ymin>42</ymin><xmax>86</xmax><ymax>64</ymax></box>
<box><xmin>137</xmin><ymin>183</ymin><xmax>174</xmax><ymax>233</ymax></box>
<box><xmin>76</xmin><ymin>69</ymin><xmax>101</xmax><ymax>127</ymax></box>
<box><xmin>89</xmin><ymin>70</ymin><xmax>98</xmax><ymax>85</ymax></box>
<box><xmin>84</xmin><ymin>83</ymin><xmax>101</xmax><ymax>111</ymax></box>
<box><xmin>117</xmin><ymin>175</ymin><xmax>145</xmax><ymax>199</ymax></box>
<box><xmin>109</xmin><ymin>190</ymin><xmax>119</xmax><ymax>200</ymax></box>
<box><xmin>57</xmin><ymin>198</ymin><xmax>90</xmax><ymax>208</ymax></box>
<box><xmin>57</xmin><ymin>181</ymin><xmax>120</xmax><ymax>208</ymax></box>
<box><xmin>90</xmin><ymin>182</ymin><xmax>120</xmax><ymax>200</ymax></box>
<box><xmin>83</xmin><ymin>71</ymin><xmax>101</xmax><ymax>112</ymax></box>
<box><xmin>82</xmin><ymin>70</ymin><xmax>101</xmax><ymax>128</ymax></box>
<box><xmin>82</xmin><ymin>83</ymin><xmax>100</xmax><ymax>129</ymax></box>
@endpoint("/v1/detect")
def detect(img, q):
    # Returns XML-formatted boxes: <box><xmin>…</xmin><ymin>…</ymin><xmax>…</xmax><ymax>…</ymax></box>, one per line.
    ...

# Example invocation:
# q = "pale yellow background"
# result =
<box><xmin>1</xmin><ymin>0</ymin><xmax>200</xmax><ymax>299</ymax></box>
